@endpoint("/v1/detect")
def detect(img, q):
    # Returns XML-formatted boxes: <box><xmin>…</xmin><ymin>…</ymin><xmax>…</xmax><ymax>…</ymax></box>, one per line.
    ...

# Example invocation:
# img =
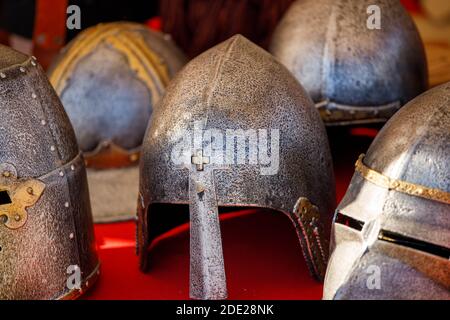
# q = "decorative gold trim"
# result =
<box><xmin>0</xmin><ymin>163</ymin><xmax>45</xmax><ymax>229</ymax></box>
<box><xmin>355</xmin><ymin>154</ymin><xmax>450</xmax><ymax>205</ymax></box>
<box><xmin>49</xmin><ymin>22</ymin><xmax>170</xmax><ymax>106</ymax></box>
<box><xmin>58</xmin><ymin>263</ymin><xmax>101</xmax><ymax>300</ymax></box>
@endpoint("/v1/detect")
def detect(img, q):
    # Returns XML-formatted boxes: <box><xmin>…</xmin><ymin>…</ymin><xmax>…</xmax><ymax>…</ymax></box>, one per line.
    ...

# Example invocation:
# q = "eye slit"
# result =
<box><xmin>379</xmin><ymin>230</ymin><xmax>450</xmax><ymax>259</ymax></box>
<box><xmin>334</xmin><ymin>211</ymin><xmax>365</xmax><ymax>231</ymax></box>
<box><xmin>0</xmin><ymin>190</ymin><xmax>12</xmax><ymax>205</ymax></box>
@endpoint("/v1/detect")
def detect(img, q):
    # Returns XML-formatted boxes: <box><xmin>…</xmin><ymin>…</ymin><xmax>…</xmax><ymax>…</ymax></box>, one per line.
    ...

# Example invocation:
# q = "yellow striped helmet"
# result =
<box><xmin>48</xmin><ymin>22</ymin><xmax>187</xmax><ymax>223</ymax></box>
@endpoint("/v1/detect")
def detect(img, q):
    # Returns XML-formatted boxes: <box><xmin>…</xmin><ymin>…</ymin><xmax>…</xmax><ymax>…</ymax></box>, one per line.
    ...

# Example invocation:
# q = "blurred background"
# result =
<box><xmin>0</xmin><ymin>0</ymin><xmax>448</xmax><ymax>86</ymax></box>
<box><xmin>0</xmin><ymin>0</ymin><xmax>447</xmax><ymax>300</ymax></box>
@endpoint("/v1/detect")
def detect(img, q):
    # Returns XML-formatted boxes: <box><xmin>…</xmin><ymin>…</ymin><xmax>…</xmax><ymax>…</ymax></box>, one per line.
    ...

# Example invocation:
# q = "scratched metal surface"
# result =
<box><xmin>324</xmin><ymin>82</ymin><xmax>450</xmax><ymax>299</ymax></box>
<box><xmin>138</xmin><ymin>35</ymin><xmax>336</xmax><ymax>298</ymax></box>
<box><xmin>0</xmin><ymin>45</ymin><xmax>98</xmax><ymax>299</ymax></box>
<box><xmin>270</xmin><ymin>0</ymin><xmax>428</xmax><ymax>125</ymax></box>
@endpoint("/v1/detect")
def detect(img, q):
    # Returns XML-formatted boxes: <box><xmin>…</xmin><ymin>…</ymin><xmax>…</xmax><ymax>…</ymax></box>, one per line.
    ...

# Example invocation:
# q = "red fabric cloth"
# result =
<box><xmin>400</xmin><ymin>0</ymin><xmax>423</xmax><ymax>15</ymax></box>
<box><xmin>84</xmin><ymin>128</ymin><xmax>377</xmax><ymax>300</ymax></box>
<box><xmin>86</xmin><ymin>211</ymin><xmax>323</xmax><ymax>300</ymax></box>
<box><xmin>146</xmin><ymin>17</ymin><xmax>163</xmax><ymax>31</ymax></box>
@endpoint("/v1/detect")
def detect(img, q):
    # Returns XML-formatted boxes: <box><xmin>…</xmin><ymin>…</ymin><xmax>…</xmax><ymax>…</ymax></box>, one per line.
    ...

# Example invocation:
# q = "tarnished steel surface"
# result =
<box><xmin>0</xmin><ymin>45</ymin><xmax>98</xmax><ymax>300</ymax></box>
<box><xmin>48</xmin><ymin>22</ymin><xmax>187</xmax><ymax>222</ymax></box>
<box><xmin>270</xmin><ymin>0</ymin><xmax>428</xmax><ymax>125</ymax></box>
<box><xmin>333</xmin><ymin>241</ymin><xmax>449</xmax><ymax>300</ymax></box>
<box><xmin>138</xmin><ymin>35</ymin><xmax>336</xmax><ymax>299</ymax></box>
<box><xmin>1</xmin><ymin>57</ymin><xmax>78</xmax><ymax>177</ymax></box>
<box><xmin>189</xmin><ymin>168</ymin><xmax>227</xmax><ymax>299</ymax></box>
<box><xmin>324</xmin><ymin>82</ymin><xmax>450</xmax><ymax>300</ymax></box>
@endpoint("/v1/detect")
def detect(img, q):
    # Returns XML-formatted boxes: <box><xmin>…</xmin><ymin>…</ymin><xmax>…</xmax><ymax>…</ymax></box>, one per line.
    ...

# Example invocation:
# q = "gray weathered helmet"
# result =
<box><xmin>48</xmin><ymin>22</ymin><xmax>187</xmax><ymax>223</ymax></box>
<box><xmin>137</xmin><ymin>35</ymin><xmax>336</xmax><ymax>300</ymax></box>
<box><xmin>270</xmin><ymin>0</ymin><xmax>428</xmax><ymax>126</ymax></box>
<box><xmin>0</xmin><ymin>45</ymin><xmax>99</xmax><ymax>299</ymax></box>
<box><xmin>324</xmin><ymin>82</ymin><xmax>450</xmax><ymax>300</ymax></box>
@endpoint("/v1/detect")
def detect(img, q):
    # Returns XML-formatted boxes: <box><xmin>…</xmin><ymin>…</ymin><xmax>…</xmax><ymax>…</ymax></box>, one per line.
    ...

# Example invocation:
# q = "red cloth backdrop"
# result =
<box><xmin>83</xmin><ymin>128</ymin><xmax>377</xmax><ymax>300</ymax></box>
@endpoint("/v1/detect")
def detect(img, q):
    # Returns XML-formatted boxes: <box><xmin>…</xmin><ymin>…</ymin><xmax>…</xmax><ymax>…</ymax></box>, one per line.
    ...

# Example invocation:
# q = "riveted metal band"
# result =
<box><xmin>317</xmin><ymin>100</ymin><xmax>401</xmax><ymax>126</ymax></box>
<box><xmin>58</xmin><ymin>262</ymin><xmax>101</xmax><ymax>300</ymax></box>
<box><xmin>355</xmin><ymin>154</ymin><xmax>450</xmax><ymax>205</ymax></box>
<box><xmin>293</xmin><ymin>197</ymin><xmax>329</xmax><ymax>280</ymax></box>
<box><xmin>83</xmin><ymin>141</ymin><xmax>140</xmax><ymax>169</ymax></box>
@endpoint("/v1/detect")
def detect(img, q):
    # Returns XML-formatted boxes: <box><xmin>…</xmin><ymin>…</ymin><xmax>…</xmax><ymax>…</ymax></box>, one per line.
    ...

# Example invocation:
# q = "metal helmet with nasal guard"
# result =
<box><xmin>48</xmin><ymin>22</ymin><xmax>187</xmax><ymax>222</ymax></box>
<box><xmin>324</xmin><ymin>82</ymin><xmax>450</xmax><ymax>300</ymax></box>
<box><xmin>0</xmin><ymin>45</ymin><xmax>99</xmax><ymax>299</ymax></box>
<box><xmin>270</xmin><ymin>0</ymin><xmax>428</xmax><ymax>125</ymax></box>
<box><xmin>138</xmin><ymin>35</ymin><xmax>336</xmax><ymax>300</ymax></box>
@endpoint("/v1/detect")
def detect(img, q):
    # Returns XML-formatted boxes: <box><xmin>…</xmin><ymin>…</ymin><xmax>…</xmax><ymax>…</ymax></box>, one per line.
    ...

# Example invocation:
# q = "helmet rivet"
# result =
<box><xmin>19</xmin><ymin>67</ymin><xmax>26</xmax><ymax>73</ymax></box>
<box><xmin>69</xmin><ymin>233</ymin><xmax>74</xmax><ymax>239</ymax></box>
<box><xmin>50</xmin><ymin>146</ymin><xmax>56</xmax><ymax>152</ymax></box>
<box><xmin>14</xmin><ymin>214</ymin><xmax>21</xmax><ymax>222</ymax></box>
<box><xmin>129</xmin><ymin>154</ymin><xmax>139</xmax><ymax>162</ymax></box>
<box><xmin>2</xmin><ymin>171</ymin><xmax>11</xmax><ymax>178</ymax></box>
<box><xmin>32</xmin><ymin>93</ymin><xmax>37</xmax><ymax>99</ymax></box>
<box><xmin>27</xmin><ymin>187</ymin><xmax>34</xmax><ymax>195</ymax></box>
<box><xmin>41</xmin><ymin>120</ymin><xmax>46</xmax><ymax>126</ymax></box>
<box><xmin>0</xmin><ymin>72</ymin><xmax>6</xmax><ymax>79</ymax></box>
<box><xmin>64</xmin><ymin>202</ymin><xmax>70</xmax><ymax>208</ymax></box>
<box><xmin>59</xmin><ymin>171</ymin><xmax>64</xmax><ymax>177</ymax></box>
<box><xmin>313</xmin><ymin>227</ymin><xmax>319</xmax><ymax>235</ymax></box>
<box><xmin>71</xmin><ymin>165</ymin><xmax>75</xmax><ymax>171</ymax></box>
<box><xmin>31</xmin><ymin>61</ymin><xmax>37</xmax><ymax>67</ymax></box>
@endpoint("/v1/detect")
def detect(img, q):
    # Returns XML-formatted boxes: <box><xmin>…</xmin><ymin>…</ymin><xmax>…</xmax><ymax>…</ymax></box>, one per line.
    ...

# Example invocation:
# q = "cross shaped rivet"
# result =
<box><xmin>191</xmin><ymin>150</ymin><xmax>210</xmax><ymax>171</ymax></box>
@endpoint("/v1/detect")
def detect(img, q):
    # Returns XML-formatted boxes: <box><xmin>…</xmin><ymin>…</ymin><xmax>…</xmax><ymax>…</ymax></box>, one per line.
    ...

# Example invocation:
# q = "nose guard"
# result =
<box><xmin>137</xmin><ymin>35</ymin><xmax>336</xmax><ymax>299</ymax></box>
